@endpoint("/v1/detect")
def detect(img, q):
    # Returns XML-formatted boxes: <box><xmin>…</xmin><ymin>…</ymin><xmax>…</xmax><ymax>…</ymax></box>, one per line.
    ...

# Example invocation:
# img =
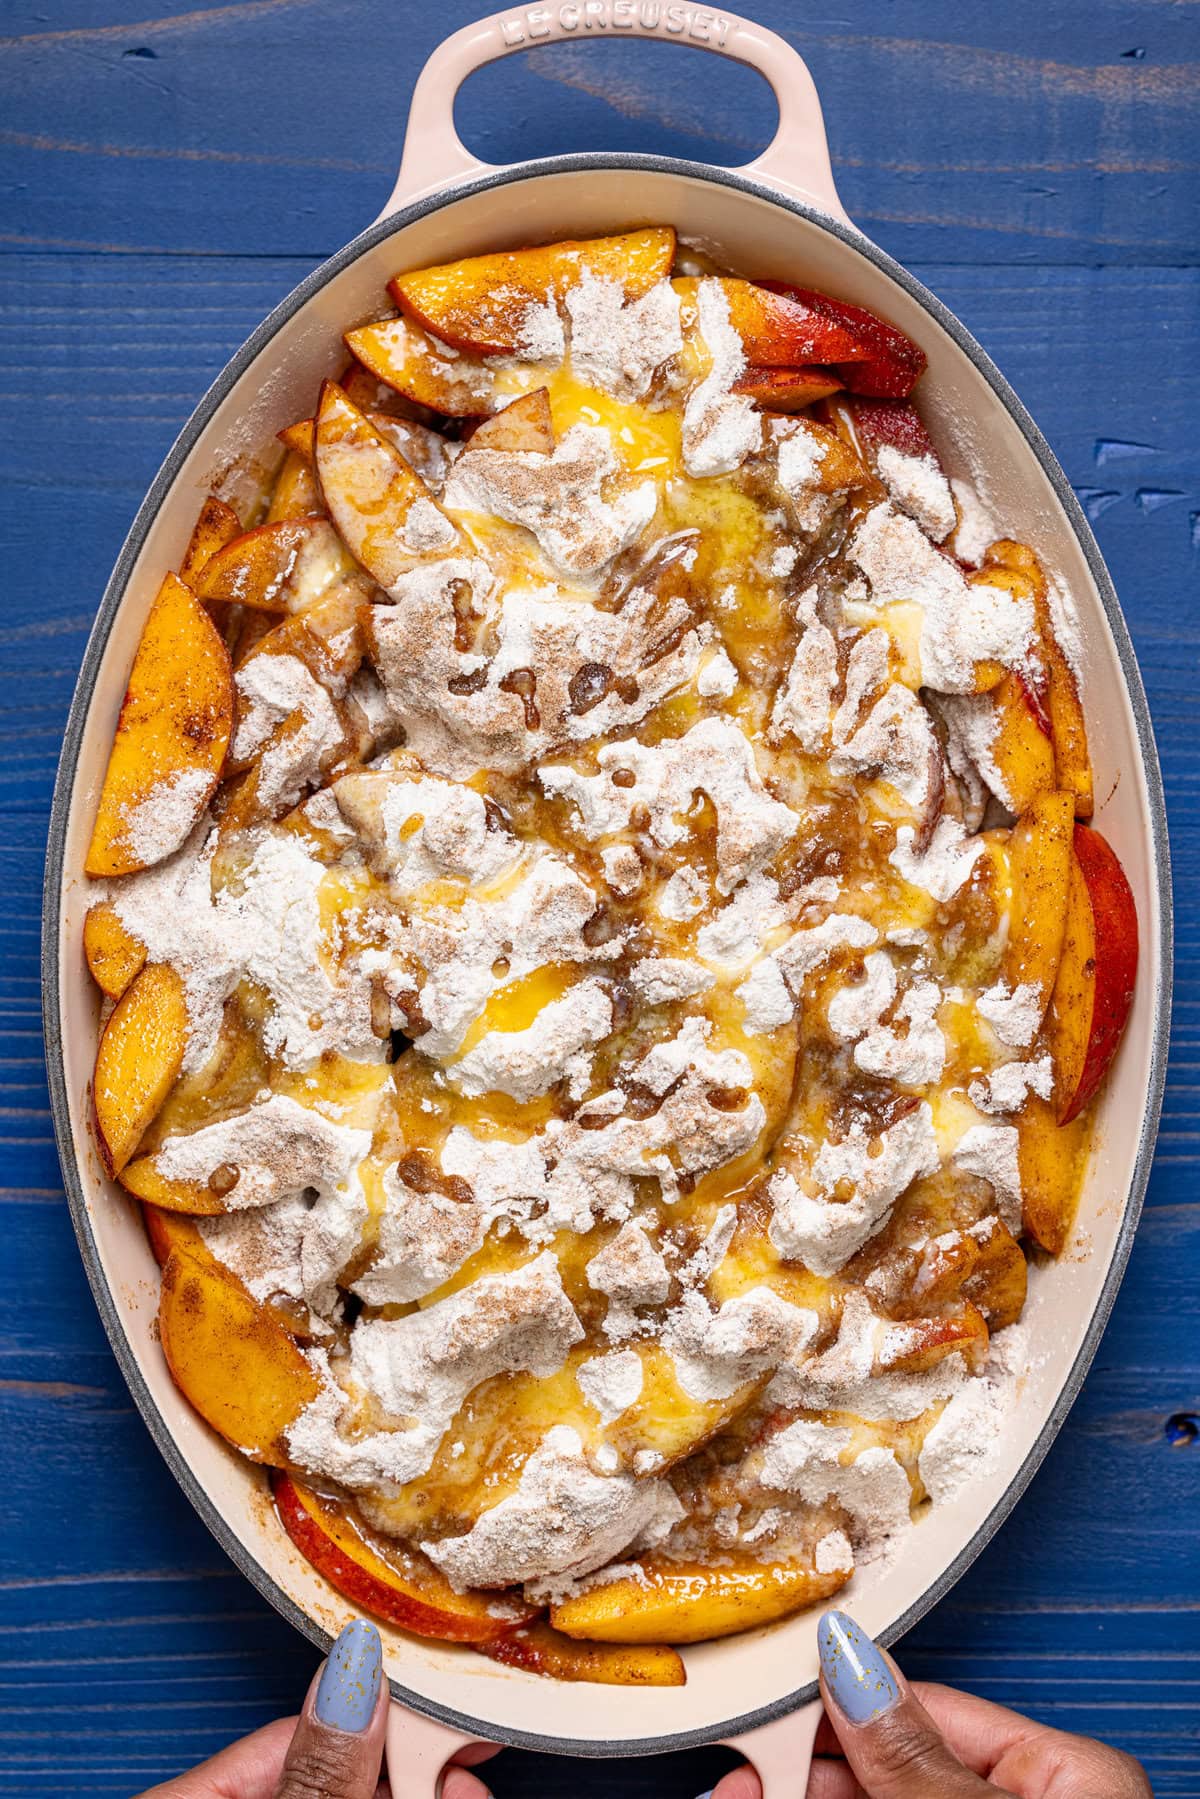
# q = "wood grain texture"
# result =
<box><xmin>2</xmin><ymin>0</ymin><xmax>1198</xmax><ymax>1792</ymax></box>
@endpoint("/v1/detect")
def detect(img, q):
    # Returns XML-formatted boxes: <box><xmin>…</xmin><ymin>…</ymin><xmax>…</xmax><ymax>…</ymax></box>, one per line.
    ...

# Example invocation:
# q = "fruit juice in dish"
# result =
<box><xmin>82</xmin><ymin>228</ymin><xmax>1137</xmax><ymax>1684</ymax></box>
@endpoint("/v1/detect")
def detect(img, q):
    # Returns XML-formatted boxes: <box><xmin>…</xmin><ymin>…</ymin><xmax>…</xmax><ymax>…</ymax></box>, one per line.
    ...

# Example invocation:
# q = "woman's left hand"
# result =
<box><xmin>136</xmin><ymin>1620</ymin><xmax>498</xmax><ymax>1799</ymax></box>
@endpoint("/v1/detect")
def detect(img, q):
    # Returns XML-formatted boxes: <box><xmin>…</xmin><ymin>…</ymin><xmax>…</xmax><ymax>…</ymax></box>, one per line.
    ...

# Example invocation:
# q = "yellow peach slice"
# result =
<box><xmin>551</xmin><ymin>1555</ymin><xmax>849</xmax><ymax>1645</ymax></box>
<box><xmin>85</xmin><ymin>574</ymin><xmax>233</xmax><ymax>876</ymax></box>
<box><xmin>83</xmin><ymin>902</ymin><xmax>146</xmax><ymax>1000</ymax></box>
<box><xmin>480</xmin><ymin>1619</ymin><xmax>685</xmax><ymax>1686</ymax></box>
<box><xmin>180</xmin><ymin>496</ymin><xmax>241</xmax><ymax>586</ymax></box>
<box><xmin>391</xmin><ymin>228</ymin><xmax>676</xmax><ymax>354</ymax></box>
<box><xmin>93</xmin><ymin>963</ymin><xmax>188</xmax><ymax>1174</ymax></box>
<box><xmin>467</xmin><ymin>387</ymin><xmax>554</xmax><ymax>454</ymax></box>
<box><xmin>1003</xmin><ymin>789</ymin><xmax>1074</xmax><ymax>1022</ymax></box>
<box><xmin>158</xmin><ymin>1244</ymin><xmax>320</xmax><ymax>1464</ymax></box>
<box><xmin>195</xmin><ymin>517</ymin><xmax>354</xmax><ymax>614</ymax></box>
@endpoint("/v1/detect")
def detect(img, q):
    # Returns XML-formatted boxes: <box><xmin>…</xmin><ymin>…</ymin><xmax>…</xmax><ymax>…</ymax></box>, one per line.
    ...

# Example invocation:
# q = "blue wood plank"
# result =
<box><xmin>0</xmin><ymin>0</ymin><xmax>1196</xmax><ymax>264</ymax></box>
<box><xmin>2</xmin><ymin>0</ymin><xmax>1198</xmax><ymax>1789</ymax></box>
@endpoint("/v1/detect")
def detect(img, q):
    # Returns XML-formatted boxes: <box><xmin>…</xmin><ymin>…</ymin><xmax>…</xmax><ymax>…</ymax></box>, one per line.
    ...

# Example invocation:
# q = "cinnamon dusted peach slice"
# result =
<box><xmin>551</xmin><ymin>1554</ymin><xmax>849</xmax><ymax>1645</ymax></box>
<box><xmin>83</xmin><ymin>901</ymin><xmax>146</xmax><ymax>1000</ymax></box>
<box><xmin>480</xmin><ymin>1619</ymin><xmax>685</xmax><ymax>1687</ymax></box>
<box><xmin>345</xmin><ymin>315</ymin><xmax>504</xmax><ymax>417</ymax></box>
<box><xmin>731</xmin><ymin>367</ymin><xmax>842</xmax><ymax>413</ymax></box>
<box><xmin>761</xmin><ymin>281</ymin><xmax>927</xmax><ymax>398</ymax></box>
<box><xmin>93</xmin><ymin>962</ymin><xmax>188</xmax><ymax>1175</ymax></box>
<box><xmin>85</xmin><ymin>574</ymin><xmax>234</xmax><ymax>877</ymax></box>
<box><xmin>180</xmin><ymin>496</ymin><xmax>241</xmax><ymax>586</ymax></box>
<box><xmin>466</xmin><ymin>387</ymin><xmax>554</xmax><ymax>453</ymax></box>
<box><xmin>1018</xmin><ymin>1094</ymin><xmax>1089</xmax><ymax>1256</ymax></box>
<box><xmin>314</xmin><ymin>381</ymin><xmax>461</xmax><ymax>592</ymax></box>
<box><xmin>195</xmin><ymin>517</ymin><xmax>354</xmax><ymax>614</ymax></box>
<box><xmin>390</xmin><ymin>228</ymin><xmax>676</xmax><ymax>355</ymax></box>
<box><xmin>159</xmin><ymin>1246</ymin><xmax>320</xmax><ymax>1463</ymax></box>
<box><xmin>988</xmin><ymin>672</ymin><xmax>1056</xmax><ymax>814</ymax></box>
<box><xmin>963</xmin><ymin>1219</ymin><xmax>1028</xmax><ymax>1329</ymax></box>
<box><xmin>1003</xmin><ymin>789</ymin><xmax>1075</xmax><ymax>1023</ymax></box>
<box><xmin>274</xmin><ymin>1474</ymin><xmax>536</xmax><ymax>1644</ymax></box>
<box><xmin>1046</xmin><ymin>824</ymin><xmax>1138</xmax><ymax>1125</ymax></box>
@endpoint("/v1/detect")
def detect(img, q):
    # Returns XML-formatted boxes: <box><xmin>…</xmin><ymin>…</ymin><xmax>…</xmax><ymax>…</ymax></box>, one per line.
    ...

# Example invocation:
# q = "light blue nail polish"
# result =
<box><xmin>315</xmin><ymin>1619</ymin><xmax>382</xmax><ymax>1732</ymax></box>
<box><xmin>818</xmin><ymin>1609</ymin><xmax>900</xmax><ymax>1724</ymax></box>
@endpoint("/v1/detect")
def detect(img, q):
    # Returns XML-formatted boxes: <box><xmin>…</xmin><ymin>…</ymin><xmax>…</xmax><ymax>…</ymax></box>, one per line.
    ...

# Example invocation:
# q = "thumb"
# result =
<box><xmin>818</xmin><ymin>1611</ymin><xmax>998</xmax><ymax>1799</ymax></box>
<box><xmin>275</xmin><ymin>1620</ymin><xmax>388</xmax><ymax>1799</ymax></box>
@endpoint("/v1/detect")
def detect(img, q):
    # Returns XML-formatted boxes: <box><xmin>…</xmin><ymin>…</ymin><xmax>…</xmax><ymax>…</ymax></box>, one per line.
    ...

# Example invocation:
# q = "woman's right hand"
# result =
<box><xmin>713</xmin><ymin>1610</ymin><xmax>1152</xmax><ymax>1799</ymax></box>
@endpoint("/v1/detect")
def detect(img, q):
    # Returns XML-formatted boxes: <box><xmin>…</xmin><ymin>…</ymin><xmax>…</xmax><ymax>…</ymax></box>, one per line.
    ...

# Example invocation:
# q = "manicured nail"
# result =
<box><xmin>315</xmin><ymin>1619</ymin><xmax>382</xmax><ymax>1732</ymax></box>
<box><xmin>818</xmin><ymin>1609</ymin><xmax>900</xmax><ymax>1724</ymax></box>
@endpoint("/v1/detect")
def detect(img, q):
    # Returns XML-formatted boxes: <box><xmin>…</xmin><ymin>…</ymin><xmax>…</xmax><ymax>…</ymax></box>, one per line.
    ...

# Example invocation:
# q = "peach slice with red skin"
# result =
<box><xmin>480</xmin><ymin>1619</ymin><xmax>685</xmax><ymax>1687</ymax></box>
<box><xmin>390</xmin><ymin>228</ymin><xmax>676</xmax><ymax>354</ymax></box>
<box><xmin>195</xmin><ymin>517</ymin><xmax>353</xmax><ymax>614</ymax></box>
<box><xmin>85</xmin><ymin>573</ymin><xmax>234</xmax><ymax>877</ymax></box>
<box><xmin>731</xmin><ymin>367</ymin><xmax>843</xmax><ymax>412</ymax></box>
<box><xmin>761</xmin><ymin>281</ymin><xmax>927</xmax><ymax>397</ymax></box>
<box><xmin>1046</xmin><ymin>824</ymin><xmax>1138</xmax><ymax>1125</ymax></box>
<box><xmin>274</xmin><ymin>1473</ymin><xmax>536</xmax><ymax>1645</ymax></box>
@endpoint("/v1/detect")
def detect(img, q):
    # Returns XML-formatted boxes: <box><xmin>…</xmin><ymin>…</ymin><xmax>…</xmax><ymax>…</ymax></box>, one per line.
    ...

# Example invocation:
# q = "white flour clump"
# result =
<box><xmin>421</xmin><ymin>1425</ymin><xmax>682</xmax><ymax>1592</ymax></box>
<box><xmin>566</xmin><ymin>274</ymin><xmax>683</xmax><ymax>401</ymax></box>
<box><xmin>890</xmin><ymin>815</ymin><xmax>983</xmax><ymax>902</ymax></box>
<box><xmin>587</xmin><ymin>1222</ymin><xmax>671</xmax><ymax>1339</ymax></box>
<box><xmin>152</xmin><ymin>1093</ymin><xmax>370</xmax><ymax>1212</ymax></box>
<box><xmin>951</xmin><ymin>1122</ymin><xmax>1022</xmax><ymax>1233</ymax></box>
<box><xmin>577</xmin><ymin>1349</ymin><xmax>645</xmax><ymax>1422</ymax></box>
<box><xmin>970</xmin><ymin>1056</ymin><xmax>1053</xmax><ymax>1114</ymax></box>
<box><xmin>232</xmin><ymin>653</ymin><xmax>344</xmax><ymax>813</ymax></box>
<box><xmin>288</xmin><ymin>1252</ymin><xmax>583</xmax><ymax>1491</ymax></box>
<box><xmin>875</xmin><ymin>445</ymin><xmax>956</xmax><ymax>542</ymax></box>
<box><xmin>667</xmin><ymin>1288</ymin><xmax>817</xmax><ymax>1402</ymax></box>
<box><xmin>917</xmin><ymin>1323</ymin><xmax>1030</xmax><ymax>1504</ymax></box>
<box><xmin>682</xmin><ymin>280</ymin><xmax>762</xmax><ymax>477</ymax></box>
<box><xmin>450</xmin><ymin>978</ymin><xmax>613</xmax><ymax>1102</ymax></box>
<box><xmin>769</xmin><ymin>1102</ymin><xmax>940</xmax><ymax>1276</ymax></box>
<box><xmin>119</xmin><ymin>766</ymin><xmax>214</xmax><ymax>867</ymax></box>
<box><xmin>977</xmin><ymin>979</ymin><xmax>1042</xmax><ymax>1048</ymax></box>
<box><xmin>851</xmin><ymin>502</ymin><xmax>1034</xmax><ymax>693</ymax></box>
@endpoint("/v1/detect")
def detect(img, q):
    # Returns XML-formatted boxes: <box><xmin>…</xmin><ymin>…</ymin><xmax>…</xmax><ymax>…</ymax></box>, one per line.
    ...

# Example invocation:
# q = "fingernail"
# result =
<box><xmin>818</xmin><ymin>1609</ymin><xmax>900</xmax><ymax>1724</ymax></box>
<box><xmin>315</xmin><ymin>1619</ymin><xmax>382</xmax><ymax>1732</ymax></box>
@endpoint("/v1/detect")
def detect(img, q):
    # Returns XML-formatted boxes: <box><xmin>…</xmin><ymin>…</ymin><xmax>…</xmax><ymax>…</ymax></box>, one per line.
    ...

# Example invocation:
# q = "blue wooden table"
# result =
<box><xmin>2</xmin><ymin>2</ymin><xmax>1197</xmax><ymax>1792</ymax></box>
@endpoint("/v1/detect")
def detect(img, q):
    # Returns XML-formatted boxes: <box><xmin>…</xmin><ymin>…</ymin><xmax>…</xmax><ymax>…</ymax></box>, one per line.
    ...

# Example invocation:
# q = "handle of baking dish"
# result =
<box><xmin>378</xmin><ymin>5</ymin><xmax>850</xmax><ymax>223</ymax></box>
<box><xmin>384</xmin><ymin>1700</ymin><xmax>493</xmax><ymax>1799</ymax></box>
<box><xmin>720</xmin><ymin>1698</ymin><xmax>823</xmax><ymax>1798</ymax></box>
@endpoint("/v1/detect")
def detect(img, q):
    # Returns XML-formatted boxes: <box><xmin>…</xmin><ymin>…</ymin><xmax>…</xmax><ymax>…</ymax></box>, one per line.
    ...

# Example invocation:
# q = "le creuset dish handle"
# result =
<box><xmin>384</xmin><ymin>1694</ymin><xmax>823</xmax><ymax>1795</ymax></box>
<box><xmin>377</xmin><ymin>3</ymin><xmax>852</xmax><ymax>224</ymax></box>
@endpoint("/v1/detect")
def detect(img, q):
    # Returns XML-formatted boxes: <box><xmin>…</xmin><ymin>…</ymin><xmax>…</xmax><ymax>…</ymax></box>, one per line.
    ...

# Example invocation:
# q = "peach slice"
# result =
<box><xmin>552</xmin><ymin>1555</ymin><xmax>849</xmax><ymax>1645</ymax></box>
<box><xmin>1046</xmin><ymin>824</ymin><xmax>1138</xmax><ymax>1125</ymax></box>
<box><xmin>274</xmin><ymin>1473</ymin><xmax>535</xmax><ymax>1644</ymax></box>
<box><xmin>1045</xmin><ymin>641</ymin><xmax>1093</xmax><ymax>819</ymax></box>
<box><xmin>963</xmin><ymin>1218</ymin><xmax>1028</xmax><ymax>1329</ymax></box>
<box><xmin>121</xmin><ymin>1153</ymin><xmax>227</xmax><ymax>1216</ymax></box>
<box><xmin>390</xmin><ymin>228</ymin><xmax>676</xmax><ymax>355</ymax></box>
<box><xmin>731</xmin><ymin>367</ymin><xmax>843</xmax><ymax>412</ymax></box>
<box><xmin>265</xmin><ymin>450</ymin><xmax>321</xmax><ymax>524</ymax></box>
<box><xmin>314</xmin><ymin>381</ymin><xmax>460</xmax><ymax>592</ymax></box>
<box><xmin>83</xmin><ymin>901</ymin><xmax>146</xmax><ymax>1000</ymax></box>
<box><xmin>988</xmin><ymin>672</ymin><xmax>1056</xmax><ymax>814</ymax></box>
<box><xmin>180</xmin><ymin>496</ymin><xmax>241</xmax><ymax>586</ymax></box>
<box><xmin>677</xmin><ymin>278</ymin><xmax>867</xmax><ymax>369</ymax></box>
<box><xmin>760</xmin><ymin>281</ymin><xmax>926</xmax><ymax>397</ymax></box>
<box><xmin>1018</xmin><ymin>1094</ymin><xmax>1089</xmax><ymax>1256</ymax></box>
<box><xmin>480</xmin><ymin>1619</ymin><xmax>685</xmax><ymax>1687</ymax></box>
<box><xmin>93</xmin><ymin>963</ymin><xmax>188</xmax><ymax>1175</ymax></box>
<box><xmin>466</xmin><ymin>386</ymin><xmax>554</xmax><ymax>453</ymax></box>
<box><xmin>158</xmin><ymin>1246</ymin><xmax>320</xmax><ymax>1463</ymax></box>
<box><xmin>195</xmin><ymin>517</ymin><xmax>354</xmax><ymax>614</ymax></box>
<box><xmin>143</xmin><ymin>1202</ymin><xmax>201</xmax><ymax>1267</ymax></box>
<box><xmin>845</xmin><ymin>396</ymin><xmax>936</xmax><ymax>461</ymax></box>
<box><xmin>279</xmin><ymin>410</ymin><xmax>452</xmax><ymax>487</ymax></box>
<box><xmin>345</xmin><ymin>316</ymin><xmax>503</xmax><ymax>417</ymax></box>
<box><xmin>1003</xmin><ymin>789</ymin><xmax>1075</xmax><ymax>1021</ymax></box>
<box><xmin>85</xmin><ymin>574</ymin><xmax>233</xmax><ymax>877</ymax></box>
